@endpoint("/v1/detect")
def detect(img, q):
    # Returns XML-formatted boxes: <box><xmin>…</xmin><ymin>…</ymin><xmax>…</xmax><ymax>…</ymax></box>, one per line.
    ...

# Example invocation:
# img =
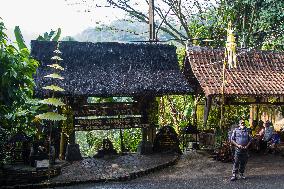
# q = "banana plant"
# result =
<box><xmin>37</xmin><ymin>28</ymin><xmax>61</xmax><ymax>41</ymax></box>
<box><xmin>14</xmin><ymin>26</ymin><xmax>27</xmax><ymax>50</ymax></box>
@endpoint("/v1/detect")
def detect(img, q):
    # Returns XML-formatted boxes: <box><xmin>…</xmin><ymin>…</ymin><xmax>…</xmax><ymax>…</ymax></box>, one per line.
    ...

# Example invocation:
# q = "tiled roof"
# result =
<box><xmin>185</xmin><ymin>47</ymin><xmax>284</xmax><ymax>96</ymax></box>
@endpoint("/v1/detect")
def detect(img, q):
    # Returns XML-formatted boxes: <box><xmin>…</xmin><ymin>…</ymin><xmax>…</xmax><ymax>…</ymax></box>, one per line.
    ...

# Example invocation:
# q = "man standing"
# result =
<box><xmin>230</xmin><ymin>119</ymin><xmax>252</xmax><ymax>181</ymax></box>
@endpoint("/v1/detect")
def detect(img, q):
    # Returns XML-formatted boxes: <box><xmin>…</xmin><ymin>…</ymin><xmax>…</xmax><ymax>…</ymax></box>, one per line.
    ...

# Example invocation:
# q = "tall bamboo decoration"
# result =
<box><xmin>35</xmin><ymin>42</ymin><xmax>66</xmax><ymax>170</ymax></box>
<box><xmin>220</xmin><ymin>21</ymin><xmax>237</xmax><ymax>138</ymax></box>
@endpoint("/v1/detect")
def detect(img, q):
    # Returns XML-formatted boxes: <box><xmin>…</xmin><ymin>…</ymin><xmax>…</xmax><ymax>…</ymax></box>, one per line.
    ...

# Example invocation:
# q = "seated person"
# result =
<box><xmin>253</xmin><ymin>125</ymin><xmax>265</xmax><ymax>152</ymax></box>
<box><xmin>29</xmin><ymin>141</ymin><xmax>49</xmax><ymax>167</ymax></box>
<box><xmin>263</xmin><ymin>120</ymin><xmax>274</xmax><ymax>142</ymax></box>
<box><xmin>266</xmin><ymin>131</ymin><xmax>280</xmax><ymax>154</ymax></box>
<box><xmin>94</xmin><ymin>138</ymin><xmax>117</xmax><ymax>158</ymax></box>
<box><xmin>260</xmin><ymin>120</ymin><xmax>274</xmax><ymax>152</ymax></box>
<box><xmin>250</xmin><ymin>120</ymin><xmax>258</xmax><ymax>137</ymax></box>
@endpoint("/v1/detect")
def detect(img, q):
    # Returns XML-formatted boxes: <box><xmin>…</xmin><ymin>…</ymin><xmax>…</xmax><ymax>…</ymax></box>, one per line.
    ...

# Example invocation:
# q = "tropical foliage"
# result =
<box><xmin>0</xmin><ymin>20</ymin><xmax>39</xmax><ymax>164</ymax></box>
<box><xmin>76</xmin><ymin>128</ymin><xmax>142</xmax><ymax>156</ymax></box>
<box><xmin>0</xmin><ymin>21</ymin><xmax>39</xmax><ymax>134</ymax></box>
<box><xmin>37</xmin><ymin>28</ymin><xmax>61</xmax><ymax>41</ymax></box>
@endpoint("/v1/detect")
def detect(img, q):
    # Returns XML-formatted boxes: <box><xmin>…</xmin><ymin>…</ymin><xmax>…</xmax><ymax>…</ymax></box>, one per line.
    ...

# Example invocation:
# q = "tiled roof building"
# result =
<box><xmin>184</xmin><ymin>46</ymin><xmax>284</xmax><ymax>97</ymax></box>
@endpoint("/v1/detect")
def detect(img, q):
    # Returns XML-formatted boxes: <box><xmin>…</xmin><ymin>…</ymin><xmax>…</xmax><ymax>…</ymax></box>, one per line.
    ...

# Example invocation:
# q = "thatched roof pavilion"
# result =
<box><xmin>31</xmin><ymin>41</ymin><xmax>192</xmax><ymax>97</ymax></box>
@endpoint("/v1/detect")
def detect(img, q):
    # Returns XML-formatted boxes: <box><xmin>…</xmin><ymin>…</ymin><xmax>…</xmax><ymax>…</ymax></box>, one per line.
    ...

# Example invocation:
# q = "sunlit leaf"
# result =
<box><xmin>43</xmin><ymin>85</ymin><xmax>65</xmax><ymax>92</ymax></box>
<box><xmin>39</xmin><ymin>98</ymin><xmax>65</xmax><ymax>107</ymax></box>
<box><xmin>44</xmin><ymin>73</ymin><xmax>64</xmax><ymax>79</ymax></box>
<box><xmin>35</xmin><ymin>112</ymin><xmax>67</xmax><ymax>121</ymax></box>
<box><xmin>14</xmin><ymin>26</ymin><xmax>27</xmax><ymax>50</ymax></box>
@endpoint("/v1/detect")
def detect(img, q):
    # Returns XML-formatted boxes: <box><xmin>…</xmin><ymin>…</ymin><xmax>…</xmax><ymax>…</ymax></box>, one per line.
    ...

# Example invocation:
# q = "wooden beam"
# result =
<box><xmin>226</xmin><ymin>101</ymin><xmax>284</xmax><ymax>105</ymax></box>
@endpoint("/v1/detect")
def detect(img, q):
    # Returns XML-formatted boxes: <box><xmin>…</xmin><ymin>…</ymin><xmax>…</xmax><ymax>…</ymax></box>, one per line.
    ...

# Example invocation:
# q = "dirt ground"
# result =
<box><xmin>55</xmin><ymin>150</ymin><xmax>284</xmax><ymax>189</ymax></box>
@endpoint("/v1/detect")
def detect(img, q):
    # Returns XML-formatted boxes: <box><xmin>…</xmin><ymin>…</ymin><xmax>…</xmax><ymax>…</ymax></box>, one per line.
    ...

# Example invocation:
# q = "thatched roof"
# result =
<box><xmin>184</xmin><ymin>46</ymin><xmax>284</xmax><ymax>96</ymax></box>
<box><xmin>31</xmin><ymin>41</ymin><xmax>192</xmax><ymax>97</ymax></box>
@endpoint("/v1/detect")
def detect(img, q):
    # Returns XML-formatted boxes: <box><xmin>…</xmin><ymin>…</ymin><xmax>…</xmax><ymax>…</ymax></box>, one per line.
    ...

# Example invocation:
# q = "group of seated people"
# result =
<box><xmin>250</xmin><ymin>120</ymin><xmax>281</xmax><ymax>154</ymax></box>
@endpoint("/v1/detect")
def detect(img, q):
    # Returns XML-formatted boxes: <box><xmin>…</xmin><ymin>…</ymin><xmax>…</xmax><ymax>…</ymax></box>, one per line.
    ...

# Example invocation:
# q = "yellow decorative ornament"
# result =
<box><xmin>43</xmin><ymin>85</ymin><xmax>65</xmax><ymax>92</ymax></box>
<box><xmin>44</xmin><ymin>73</ymin><xmax>64</xmax><ymax>80</ymax></box>
<box><xmin>36</xmin><ymin>112</ymin><xmax>67</xmax><ymax>121</ymax></box>
<box><xmin>47</xmin><ymin>64</ymin><xmax>64</xmax><ymax>70</ymax></box>
<box><xmin>226</xmin><ymin>21</ymin><xmax>237</xmax><ymax>69</ymax></box>
<box><xmin>39</xmin><ymin>98</ymin><xmax>66</xmax><ymax>107</ymax></box>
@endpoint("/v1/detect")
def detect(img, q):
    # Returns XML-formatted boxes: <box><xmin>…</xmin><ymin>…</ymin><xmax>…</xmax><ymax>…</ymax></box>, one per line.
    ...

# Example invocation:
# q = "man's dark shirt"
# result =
<box><xmin>231</xmin><ymin>127</ymin><xmax>252</xmax><ymax>146</ymax></box>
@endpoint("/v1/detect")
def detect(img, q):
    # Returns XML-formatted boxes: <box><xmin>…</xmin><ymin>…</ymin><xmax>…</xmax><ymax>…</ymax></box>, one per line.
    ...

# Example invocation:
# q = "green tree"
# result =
<box><xmin>90</xmin><ymin>0</ymin><xmax>284</xmax><ymax>49</ymax></box>
<box><xmin>0</xmin><ymin>20</ymin><xmax>39</xmax><ymax>164</ymax></box>
<box><xmin>218</xmin><ymin>0</ymin><xmax>284</xmax><ymax>50</ymax></box>
<box><xmin>0</xmin><ymin>20</ymin><xmax>39</xmax><ymax>134</ymax></box>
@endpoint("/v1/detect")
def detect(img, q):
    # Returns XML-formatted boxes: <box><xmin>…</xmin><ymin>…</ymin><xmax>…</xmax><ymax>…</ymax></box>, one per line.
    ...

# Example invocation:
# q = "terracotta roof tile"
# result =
<box><xmin>185</xmin><ymin>47</ymin><xmax>284</xmax><ymax>96</ymax></box>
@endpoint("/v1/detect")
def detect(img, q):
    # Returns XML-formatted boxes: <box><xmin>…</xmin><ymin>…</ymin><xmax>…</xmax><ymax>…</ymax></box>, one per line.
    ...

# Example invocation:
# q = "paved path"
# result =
<box><xmin>54</xmin><ymin>151</ymin><xmax>284</xmax><ymax>189</ymax></box>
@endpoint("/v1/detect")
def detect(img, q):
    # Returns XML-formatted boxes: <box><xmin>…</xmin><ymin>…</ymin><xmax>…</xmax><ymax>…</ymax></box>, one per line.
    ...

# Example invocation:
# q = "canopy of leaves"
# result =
<box><xmin>84</xmin><ymin>0</ymin><xmax>284</xmax><ymax>49</ymax></box>
<box><xmin>219</xmin><ymin>0</ymin><xmax>284</xmax><ymax>50</ymax></box>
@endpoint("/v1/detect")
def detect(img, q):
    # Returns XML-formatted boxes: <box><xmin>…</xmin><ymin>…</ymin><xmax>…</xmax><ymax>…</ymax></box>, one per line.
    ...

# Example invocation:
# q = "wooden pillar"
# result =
<box><xmin>140</xmin><ymin>96</ymin><xmax>148</xmax><ymax>143</ymax></box>
<box><xmin>203</xmin><ymin>96</ymin><xmax>212</xmax><ymax>129</ymax></box>
<box><xmin>192</xmin><ymin>94</ymin><xmax>199</xmax><ymax>127</ymax></box>
<box><xmin>256</xmin><ymin>105</ymin><xmax>260</xmax><ymax>125</ymax></box>
<box><xmin>65</xmin><ymin>97</ymin><xmax>82</xmax><ymax>161</ymax></box>
<box><xmin>137</xmin><ymin>96</ymin><xmax>156</xmax><ymax>154</ymax></box>
<box><xmin>59</xmin><ymin>132</ymin><xmax>65</xmax><ymax>160</ymax></box>
<box><xmin>69</xmin><ymin>113</ymin><xmax>76</xmax><ymax>144</ymax></box>
<box><xmin>119</xmin><ymin>129</ymin><xmax>125</xmax><ymax>153</ymax></box>
<box><xmin>249</xmin><ymin>105</ymin><xmax>254</xmax><ymax>127</ymax></box>
<box><xmin>142</xmin><ymin>128</ymin><xmax>147</xmax><ymax>142</ymax></box>
<box><xmin>140</xmin><ymin>96</ymin><xmax>157</xmax><ymax>142</ymax></box>
<box><xmin>148</xmin><ymin>97</ymin><xmax>158</xmax><ymax>143</ymax></box>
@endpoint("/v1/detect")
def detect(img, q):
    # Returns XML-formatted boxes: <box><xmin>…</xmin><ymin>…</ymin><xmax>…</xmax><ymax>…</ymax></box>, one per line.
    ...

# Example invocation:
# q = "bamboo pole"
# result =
<box><xmin>220</xmin><ymin>49</ymin><xmax>227</xmax><ymax>140</ymax></box>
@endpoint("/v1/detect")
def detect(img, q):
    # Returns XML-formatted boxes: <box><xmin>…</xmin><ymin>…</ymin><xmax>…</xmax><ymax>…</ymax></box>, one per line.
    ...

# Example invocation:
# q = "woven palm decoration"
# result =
<box><xmin>226</xmin><ymin>21</ymin><xmax>237</xmax><ymax>69</ymax></box>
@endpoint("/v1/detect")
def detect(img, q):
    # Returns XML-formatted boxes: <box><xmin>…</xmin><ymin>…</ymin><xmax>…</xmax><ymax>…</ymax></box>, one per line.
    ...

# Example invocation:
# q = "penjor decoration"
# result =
<box><xmin>225</xmin><ymin>21</ymin><xmax>237</xmax><ymax>69</ymax></box>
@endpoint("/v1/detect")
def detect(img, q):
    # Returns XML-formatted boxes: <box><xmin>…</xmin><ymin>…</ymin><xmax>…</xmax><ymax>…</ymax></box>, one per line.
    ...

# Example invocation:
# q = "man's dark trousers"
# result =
<box><xmin>232</xmin><ymin>148</ymin><xmax>248</xmax><ymax>174</ymax></box>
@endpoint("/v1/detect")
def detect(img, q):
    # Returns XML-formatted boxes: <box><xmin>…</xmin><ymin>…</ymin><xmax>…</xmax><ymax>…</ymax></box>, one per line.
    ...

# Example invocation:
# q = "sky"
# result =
<box><xmin>0</xmin><ymin>0</ymin><xmax>126</xmax><ymax>39</ymax></box>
